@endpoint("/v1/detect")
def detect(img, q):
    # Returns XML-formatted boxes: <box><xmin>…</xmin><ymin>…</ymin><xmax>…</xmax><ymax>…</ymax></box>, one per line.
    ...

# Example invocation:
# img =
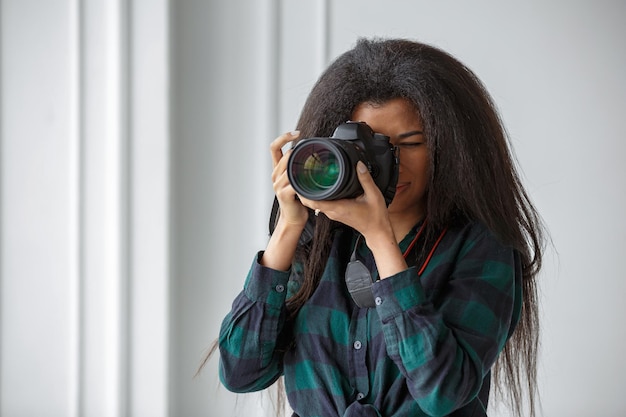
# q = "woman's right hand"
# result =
<box><xmin>270</xmin><ymin>131</ymin><xmax>308</xmax><ymax>229</ymax></box>
<box><xmin>261</xmin><ymin>131</ymin><xmax>308</xmax><ymax>271</ymax></box>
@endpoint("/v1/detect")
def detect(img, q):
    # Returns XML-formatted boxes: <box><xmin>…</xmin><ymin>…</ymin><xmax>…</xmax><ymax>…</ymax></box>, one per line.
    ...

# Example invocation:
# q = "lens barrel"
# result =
<box><xmin>288</xmin><ymin>138</ymin><xmax>363</xmax><ymax>201</ymax></box>
<box><xmin>286</xmin><ymin>121</ymin><xmax>398</xmax><ymax>205</ymax></box>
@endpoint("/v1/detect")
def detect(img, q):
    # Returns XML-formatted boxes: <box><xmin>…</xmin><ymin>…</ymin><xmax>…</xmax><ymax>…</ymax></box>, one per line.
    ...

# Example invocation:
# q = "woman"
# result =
<box><xmin>214</xmin><ymin>38</ymin><xmax>545</xmax><ymax>417</ymax></box>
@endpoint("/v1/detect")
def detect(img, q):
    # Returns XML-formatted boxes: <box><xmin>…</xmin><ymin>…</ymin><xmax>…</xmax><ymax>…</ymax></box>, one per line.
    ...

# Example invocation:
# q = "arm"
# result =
<box><xmin>372</xmin><ymin>224</ymin><xmax>521</xmax><ymax>416</ymax></box>
<box><xmin>219</xmin><ymin>131</ymin><xmax>306</xmax><ymax>391</ymax></box>
<box><xmin>261</xmin><ymin>130</ymin><xmax>308</xmax><ymax>271</ymax></box>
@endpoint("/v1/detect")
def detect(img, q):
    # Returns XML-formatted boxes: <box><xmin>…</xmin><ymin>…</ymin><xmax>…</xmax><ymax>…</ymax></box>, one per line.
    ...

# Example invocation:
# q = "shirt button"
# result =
<box><xmin>375</xmin><ymin>296</ymin><xmax>382</xmax><ymax>306</ymax></box>
<box><xmin>275</xmin><ymin>284</ymin><xmax>285</xmax><ymax>293</ymax></box>
<box><xmin>353</xmin><ymin>340</ymin><xmax>362</xmax><ymax>350</ymax></box>
<box><xmin>356</xmin><ymin>392</ymin><xmax>365</xmax><ymax>400</ymax></box>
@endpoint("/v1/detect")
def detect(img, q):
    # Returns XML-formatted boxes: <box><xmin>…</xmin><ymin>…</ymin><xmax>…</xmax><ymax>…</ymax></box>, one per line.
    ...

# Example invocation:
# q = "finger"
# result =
<box><xmin>355</xmin><ymin>161</ymin><xmax>377</xmax><ymax>193</ymax></box>
<box><xmin>271</xmin><ymin>148</ymin><xmax>293</xmax><ymax>183</ymax></box>
<box><xmin>297</xmin><ymin>195</ymin><xmax>326</xmax><ymax>214</ymax></box>
<box><xmin>273</xmin><ymin>169</ymin><xmax>294</xmax><ymax>196</ymax></box>
<box><xmin>270</xmin><ymin>130</ymin><xmax>300</xmax><ymax>168</ymax></box>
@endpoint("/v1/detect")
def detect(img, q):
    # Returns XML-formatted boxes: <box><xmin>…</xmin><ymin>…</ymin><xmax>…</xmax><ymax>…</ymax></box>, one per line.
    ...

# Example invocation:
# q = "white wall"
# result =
<box><xmin>1</xmin><ymin>1</ymin><xmax>624</xmax><ymax>416</ymax></box>
<box><xmin>1</xmin><ymin>1</ymin><xmax>169</xmax><ymax>416</ymax></box>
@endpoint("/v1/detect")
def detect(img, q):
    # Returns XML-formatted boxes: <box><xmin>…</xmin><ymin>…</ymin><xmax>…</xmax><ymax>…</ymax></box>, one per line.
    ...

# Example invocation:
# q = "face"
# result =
<box><xmin>352</xmin><ymin>98</ymin><xmax>429</xmax><ymax>221</ymax></box>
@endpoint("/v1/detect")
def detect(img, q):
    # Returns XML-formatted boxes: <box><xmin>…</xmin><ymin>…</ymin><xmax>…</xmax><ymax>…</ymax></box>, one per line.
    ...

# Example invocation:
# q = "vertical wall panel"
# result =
<box><xmin>170</xmin><ymin>1</ymin><xmax>286</xmax><ymax>416</ymax></box>
<box><xmin>80</xmin><ymin>0</ymin><xmax>129</xmax><ymax>415</ymax></box>
<box><xmin>128</xmin><ymin>0</ymin><xmax>170</xmax><ymax>416</ymax></box>
<box><xmin>0</xmin><ymin>1</ymin><xmax>78</xmax><ymax>416</ymax></box>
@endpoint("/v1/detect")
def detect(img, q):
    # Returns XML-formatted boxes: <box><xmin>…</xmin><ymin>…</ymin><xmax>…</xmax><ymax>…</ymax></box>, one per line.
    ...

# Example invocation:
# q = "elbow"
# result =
<box><xmin>412</xmin><ymin>359</ymin><xmax>486</xmax><ymax>417</ymax></box>
<box><xmin>218</xmin><ymin>357</ymin><xmax>257</xmax><ymax>393</ymax></box>
<box><xmin>218</xmin><ymin>352</ymin><xmax>281</xmax><ymax>393</ymax></box>
<box><xmin>416</xmin><ymin>392</ymin><xmax>457</xmax><ymax>417</ymax></box>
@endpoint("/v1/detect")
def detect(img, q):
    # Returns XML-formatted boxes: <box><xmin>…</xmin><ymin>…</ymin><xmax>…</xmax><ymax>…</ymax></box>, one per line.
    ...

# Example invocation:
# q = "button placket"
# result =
<box><xmin>348</xmin><ymin>308</ymin><xmax>371</xmax><ymax>401</ymax></box>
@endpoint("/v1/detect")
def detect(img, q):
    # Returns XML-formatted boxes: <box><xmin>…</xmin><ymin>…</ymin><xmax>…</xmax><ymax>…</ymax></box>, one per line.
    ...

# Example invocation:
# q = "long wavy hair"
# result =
<box><xmin>278</xmin><ymin>38</ymin><xmax>545</xmax><ymax>416</ymax></box>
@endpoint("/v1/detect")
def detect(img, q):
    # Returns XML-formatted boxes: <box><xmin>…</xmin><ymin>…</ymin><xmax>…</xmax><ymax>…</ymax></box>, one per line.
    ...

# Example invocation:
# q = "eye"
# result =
<box><xmin>398</xmin><ymin>142</ymin><xmax>424</xmax><ymax>148</ymax></box>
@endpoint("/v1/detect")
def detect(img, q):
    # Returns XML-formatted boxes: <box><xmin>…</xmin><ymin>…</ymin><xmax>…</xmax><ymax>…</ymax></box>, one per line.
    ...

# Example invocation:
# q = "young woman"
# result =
<box><xmin>213</xmin><ymin>38</ymin><xmax>545</xmax><ymax>417</ymax></box>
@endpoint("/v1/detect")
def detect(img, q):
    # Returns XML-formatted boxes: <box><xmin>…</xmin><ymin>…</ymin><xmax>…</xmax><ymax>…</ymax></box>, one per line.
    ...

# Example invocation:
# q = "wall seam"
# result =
<box><xmin>72</xmin><ymin>0</ymin><xmax>86</xmax><ymax>415</ymax></box>
<box><xmin>0</xmin><ymin>2</ymin><xmax>4</xmax><ymax>412</ymax></box>
<box><xmin>119</xmin><ymin>0</ymin><xmax>132</xmax><ymax>415</ymax></box>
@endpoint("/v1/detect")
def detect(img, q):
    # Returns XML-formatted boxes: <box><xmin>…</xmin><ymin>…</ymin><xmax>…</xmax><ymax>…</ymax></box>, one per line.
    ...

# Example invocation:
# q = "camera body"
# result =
<box><xmin>287</xmin><ymin>121</ymin><xmax>399</xmax><ymax>205</ymax></box>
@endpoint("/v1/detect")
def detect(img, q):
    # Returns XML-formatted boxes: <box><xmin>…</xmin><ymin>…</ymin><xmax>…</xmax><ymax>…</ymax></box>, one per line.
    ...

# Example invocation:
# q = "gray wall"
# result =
<box><xmin>1</xmin><ymin>1</ymin><xmax>624</xmax><ymax>416</ymax></box>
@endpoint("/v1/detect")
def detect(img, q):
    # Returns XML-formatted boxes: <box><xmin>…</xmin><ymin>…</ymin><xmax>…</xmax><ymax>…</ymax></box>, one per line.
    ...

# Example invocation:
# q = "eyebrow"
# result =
<box><xmin>397</xmin><ymin>130</ymin><xmax>424</xmax><ymax>139</ymax></box>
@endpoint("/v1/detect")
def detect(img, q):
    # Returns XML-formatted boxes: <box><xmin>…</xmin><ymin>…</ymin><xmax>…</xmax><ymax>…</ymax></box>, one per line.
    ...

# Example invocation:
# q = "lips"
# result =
<box><xmin>395</xmin><ymin>183</ymin><xmax>409</xmax><ymax>193</ymax></box>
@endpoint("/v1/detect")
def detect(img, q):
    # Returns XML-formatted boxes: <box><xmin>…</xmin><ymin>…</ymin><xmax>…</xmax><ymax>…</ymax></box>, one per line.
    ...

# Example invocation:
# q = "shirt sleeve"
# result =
<box><xmin>371</xmin><ymin>224</ymin><xmax>520</xmax><ymax>416</ymax></box>
<box><xmin>218</xmin><ymin>251</ymin><xmax>292</xmax><ymax>393</ymax></box>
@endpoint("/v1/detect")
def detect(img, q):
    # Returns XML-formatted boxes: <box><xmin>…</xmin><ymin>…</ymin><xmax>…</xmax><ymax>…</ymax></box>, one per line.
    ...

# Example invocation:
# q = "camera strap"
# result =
<box><xmin>345</xmin><ymin>221</ymin><xmax>447</xmax><ymax>308</ymax></box>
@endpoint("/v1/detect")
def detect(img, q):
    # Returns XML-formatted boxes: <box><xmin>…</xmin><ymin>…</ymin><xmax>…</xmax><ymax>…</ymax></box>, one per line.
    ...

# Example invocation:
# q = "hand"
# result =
<box><xmin>260</xmin><ymin>131</ymin><xmax>310</xmax><ymax>271</ymax></box>
<box><xmin>300</xmin><ymin>161</ymin><xmax>408</xmax><ymax>278</ymax></box>
<box><xmin>299</xmin><ymin>161</ymin><xmax>393</xmax><ymax>242</ymax></box>
<box><xmin>270</xmin><ymin>131</ymin><xmax>309</xmax><ymax>230</ymax></box>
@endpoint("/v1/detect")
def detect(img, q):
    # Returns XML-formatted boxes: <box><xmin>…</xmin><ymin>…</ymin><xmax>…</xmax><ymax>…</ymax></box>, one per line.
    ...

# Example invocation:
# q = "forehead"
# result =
<box><xmin>351</xmin><ymin>98</ymin><xmax>422</xmax><ymax>135</ymax></box>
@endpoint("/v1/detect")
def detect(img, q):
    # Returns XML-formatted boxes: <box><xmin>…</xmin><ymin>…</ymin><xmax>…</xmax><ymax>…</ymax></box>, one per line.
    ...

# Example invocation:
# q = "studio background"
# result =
<box><xmin>1</xmin><ymin>1</ymin><xmax>624</xmax><ymax>416</ymax></box>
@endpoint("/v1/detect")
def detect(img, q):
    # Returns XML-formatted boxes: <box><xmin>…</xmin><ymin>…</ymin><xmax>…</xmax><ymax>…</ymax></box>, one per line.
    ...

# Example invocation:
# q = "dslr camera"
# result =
<box><xmin>287</xmin><ymin>121</ymin><xmax>399</xmax><ymax>205</ymax></box>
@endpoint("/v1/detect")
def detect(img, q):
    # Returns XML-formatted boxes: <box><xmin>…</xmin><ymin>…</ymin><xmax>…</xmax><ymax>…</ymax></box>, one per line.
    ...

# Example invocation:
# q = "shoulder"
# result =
<box><xmin>422</xmin><ymin>221</ymin><xmax>519</xmax><ymax>289</ymax></box>
<box><xmin>440</xmin><ymin>220</ymin><xmax>513</xmax><ymax>260</ymax></box>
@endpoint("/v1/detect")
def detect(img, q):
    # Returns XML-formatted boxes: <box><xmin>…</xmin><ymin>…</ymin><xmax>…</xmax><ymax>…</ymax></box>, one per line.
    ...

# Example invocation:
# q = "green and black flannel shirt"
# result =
<box><xmin>219</xmin><ymin>221</ymin><xmax>522</xmax><ymax>417</ymax></box>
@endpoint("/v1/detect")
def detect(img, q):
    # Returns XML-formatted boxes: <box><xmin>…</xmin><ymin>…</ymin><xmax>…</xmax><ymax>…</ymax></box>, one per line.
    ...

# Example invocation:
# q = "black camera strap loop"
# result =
<box><xmin>345</xmin><ymin>221</ymin><xmax>447</xmax><ymax>308</ymax></box>
<box><xmin>345</xmin><ymin>234</ymin><xmax>377</xmax><ymax>308</ymax></box>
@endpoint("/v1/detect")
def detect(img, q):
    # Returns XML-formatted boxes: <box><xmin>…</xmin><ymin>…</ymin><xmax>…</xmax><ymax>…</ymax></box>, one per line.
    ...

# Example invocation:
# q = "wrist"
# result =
<box><xmin>262</xmin><ymin>217</ymin><xmax>306</xmax><ymax>271</ymax></box>
<box><xmin>364</xmin><ymin>230</ymin><xmax>407</xmax><ymax>279</ymax></box>
<box><xmin>275</xmin><ymin>214</ymin><xmax>307</xmax><ymax>236</ymax></box>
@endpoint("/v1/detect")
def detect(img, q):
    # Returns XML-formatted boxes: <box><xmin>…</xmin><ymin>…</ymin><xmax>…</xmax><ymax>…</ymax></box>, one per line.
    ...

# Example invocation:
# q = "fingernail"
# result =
<box><xmin>357</xmin><ymin>161</ymin><xmax>367</xmax><ymax>174</ymax></box>
<box><xmin>290</xmin><ymin>130</ymin><xmax>300</xmax><ymax>137</ymax></box>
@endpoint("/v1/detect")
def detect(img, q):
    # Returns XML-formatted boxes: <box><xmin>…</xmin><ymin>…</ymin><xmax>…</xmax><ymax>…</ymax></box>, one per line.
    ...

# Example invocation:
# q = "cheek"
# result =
<box><xmin>404</xmin><ymin>152</ymin><xmax>429</xmax><ymax>180</ymax></box>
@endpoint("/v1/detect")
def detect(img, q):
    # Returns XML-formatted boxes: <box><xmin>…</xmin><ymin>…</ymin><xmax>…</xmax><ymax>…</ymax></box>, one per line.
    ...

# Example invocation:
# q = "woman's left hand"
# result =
<box><xmin>304</xmin><ymin>160</ymin><xmax>394</xmax><ymax>233</ymax></box>
<box><xmin>298</xmin><ymin>162</ymin><xmax>389</xmax><ymax>236</ymax></box>
<box><xmin>298</xmin><ymin>161</ymin><xmax>407</xmax><ymax>278</ymax></box>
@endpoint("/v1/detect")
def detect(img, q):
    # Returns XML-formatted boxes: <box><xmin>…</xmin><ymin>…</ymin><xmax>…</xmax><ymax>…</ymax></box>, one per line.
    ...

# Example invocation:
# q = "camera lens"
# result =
<box><xmin>300</xmin><ymin>150</ymin><xmax>340</xmax><ymax>190</ymax></box>
<box><xmin>288</xmin><ymin>139</ymin><xmax>355</xmax><ymax>200</ymax></box>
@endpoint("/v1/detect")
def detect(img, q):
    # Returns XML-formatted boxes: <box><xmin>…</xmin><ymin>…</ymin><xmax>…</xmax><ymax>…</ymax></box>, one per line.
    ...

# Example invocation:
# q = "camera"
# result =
<box><xmin>287</xmin><ymin>121</ymin><xmax>399</xmax><ymax>204</ymax></box>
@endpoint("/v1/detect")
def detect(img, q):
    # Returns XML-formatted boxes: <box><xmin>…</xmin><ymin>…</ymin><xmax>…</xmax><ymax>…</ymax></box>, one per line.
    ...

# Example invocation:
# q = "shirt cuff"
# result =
<box><xmin>243</xmin><ymin>251</ymin><xmax>291</xmax><ymax>308</ymax></box>
<box><xmin>371</xmin><ymin>266</ymin><xmax>427</xmax><ymax>322</ymax></box>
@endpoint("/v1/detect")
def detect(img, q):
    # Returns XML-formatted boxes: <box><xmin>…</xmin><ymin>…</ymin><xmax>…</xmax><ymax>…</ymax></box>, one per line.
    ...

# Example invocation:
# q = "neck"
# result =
<box><xmin>389</xmin><ymin>211</ymin><xmax>424</xmax><ymax>243</ymax></box>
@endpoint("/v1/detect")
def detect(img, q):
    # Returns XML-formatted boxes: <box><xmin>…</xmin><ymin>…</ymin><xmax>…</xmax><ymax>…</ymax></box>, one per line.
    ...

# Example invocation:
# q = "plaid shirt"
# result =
<box><xmin>219</xmin><ymin>221</ymin><xmax>521</xmax><ymax>417</ymax></box>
